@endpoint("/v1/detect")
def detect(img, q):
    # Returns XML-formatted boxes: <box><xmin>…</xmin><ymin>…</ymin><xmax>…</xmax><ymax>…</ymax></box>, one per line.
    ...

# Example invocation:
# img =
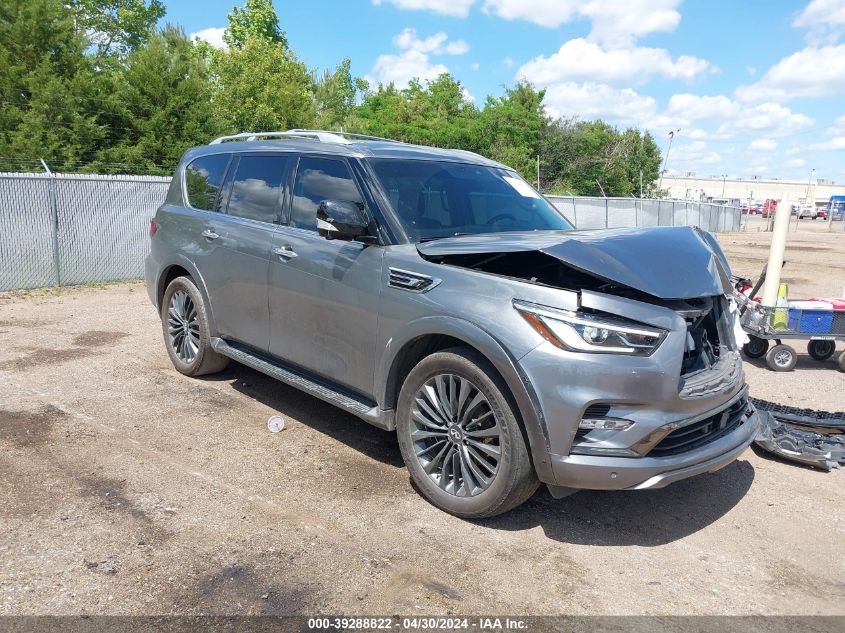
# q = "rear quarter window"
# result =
<box><xmin>184</xmin><ymin>154</ymin><xmax>231</xmax><ymax>210</ymax></box>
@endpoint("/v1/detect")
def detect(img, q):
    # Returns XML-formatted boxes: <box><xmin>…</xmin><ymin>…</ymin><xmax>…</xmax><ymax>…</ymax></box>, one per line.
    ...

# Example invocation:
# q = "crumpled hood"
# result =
<box><xmin>417</xmin><ymin>226</ymin><xmax>733</xmax><ymax>300</ymax></box>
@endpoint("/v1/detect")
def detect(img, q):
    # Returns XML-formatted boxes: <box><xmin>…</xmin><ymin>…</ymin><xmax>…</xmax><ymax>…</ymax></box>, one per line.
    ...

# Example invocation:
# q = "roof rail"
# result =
<box><xmin>208</xmin><ymin>129</ymin><xmax>400</xmax><ymax>145</ymax></box>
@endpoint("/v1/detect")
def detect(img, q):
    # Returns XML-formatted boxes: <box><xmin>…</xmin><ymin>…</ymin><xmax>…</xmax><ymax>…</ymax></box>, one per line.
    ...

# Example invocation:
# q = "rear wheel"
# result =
<box><xmin>766</xmin><ymin>343</ymin><xmax>797</xmax><ymax>372</ymax></box>
<box><xmin>839</xmin><ymin>351</ymin><xmax>845</xmax><ymax>373</ymax></box>
<box><xmin>807</xmin><ymin>340</ymin><xmax>836</xmax><ymax>362</ymax></box>
<box><xmin>161</xmin><ymin>276</ymin><xmax>229</xmax><ymax>376</ymax></box>
<box><xmin>396</xmin><ymin>348</ymin><xmax>539</xmax><ymax>518</ymax></box>
<box><xmin>742</xmin><ymin>335</ymin><xmax>769</xmax><ymax>359</ymax></box>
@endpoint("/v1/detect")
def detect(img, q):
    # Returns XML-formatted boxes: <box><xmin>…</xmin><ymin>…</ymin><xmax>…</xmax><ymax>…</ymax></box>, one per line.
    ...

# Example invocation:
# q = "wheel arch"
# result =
<box><xmin>156</xmin><ymin>257</ymin><xmax>218</xmax><ymax>335</ymax></box>
<box><xmin>377</xmin><ymin>317</ymin><xmax>554</xmax><ymax>483</ymax></box>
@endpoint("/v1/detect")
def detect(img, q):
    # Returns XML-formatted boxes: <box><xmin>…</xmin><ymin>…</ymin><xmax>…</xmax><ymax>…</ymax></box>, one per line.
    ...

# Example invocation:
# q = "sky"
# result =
<box><xmin>163</xmin><ymin>0</ymin><xmax>845</xmax><ymax>182</ymax></box>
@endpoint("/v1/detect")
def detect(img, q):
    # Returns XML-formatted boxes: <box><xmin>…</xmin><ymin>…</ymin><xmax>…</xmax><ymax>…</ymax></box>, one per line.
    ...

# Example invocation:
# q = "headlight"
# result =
<box><xmin>513</xmin><ymin>300</ymin><xmax>667</xmax><ymax>356</ymax></box>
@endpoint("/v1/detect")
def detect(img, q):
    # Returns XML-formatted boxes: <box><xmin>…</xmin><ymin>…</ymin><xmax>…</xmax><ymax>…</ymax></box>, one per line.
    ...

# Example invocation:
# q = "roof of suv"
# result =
<box><xmin>182</xmin><ymin>135</ymin><xmax>506</xmax><ymax>170</ymax></box>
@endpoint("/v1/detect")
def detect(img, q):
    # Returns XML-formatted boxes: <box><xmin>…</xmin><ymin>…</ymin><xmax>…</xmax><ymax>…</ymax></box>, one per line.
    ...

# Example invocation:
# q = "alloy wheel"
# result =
<box><xmin>167</xmin><ymin>290</ymin><xmax>200</xmax><ymax>363</ymax></box>
<box><xmin>410</xmin><ymin>373</ymin><xmax>501</xmax><ymax>497</ymax></box>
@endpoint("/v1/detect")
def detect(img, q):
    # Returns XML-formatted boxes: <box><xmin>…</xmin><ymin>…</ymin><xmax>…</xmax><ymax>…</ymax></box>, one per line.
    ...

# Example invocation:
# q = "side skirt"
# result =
<box><xmin>210</xmin><ymin>337</ymin><xmax>396</xmax><ymax>431</ymax></box>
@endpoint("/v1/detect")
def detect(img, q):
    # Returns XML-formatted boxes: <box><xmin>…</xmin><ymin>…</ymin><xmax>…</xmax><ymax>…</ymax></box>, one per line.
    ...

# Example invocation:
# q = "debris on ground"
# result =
<box><xmin>752</xmin><ymin>399</ymin><xmax>845</xmax><ymax>471</ymax></box>
<box><xmin>267</xmin><ymin>415</ymin><xmax>285</xmax><ymax>433</ymax></box>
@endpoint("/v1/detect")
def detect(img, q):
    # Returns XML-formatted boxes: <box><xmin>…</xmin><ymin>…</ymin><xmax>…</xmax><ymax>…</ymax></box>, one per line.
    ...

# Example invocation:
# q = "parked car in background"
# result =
<box><xmin>761</xmin><ymin>199</ymin><xmax>778</xmax><ymax>217</ymax></box>
<box><xmin>798</xmin><ymin>205</ymin><xmax>821</xmax><ymax>220</ymax></box>
<box><xmin>145</xmin><ymin>129</ymin><xmax>760</xmax><ymax>518</ymax></box>
<box><xmin>829</xmin><ymin>195</ymin><xmax>845</xmax><ymax>220</ymax></box>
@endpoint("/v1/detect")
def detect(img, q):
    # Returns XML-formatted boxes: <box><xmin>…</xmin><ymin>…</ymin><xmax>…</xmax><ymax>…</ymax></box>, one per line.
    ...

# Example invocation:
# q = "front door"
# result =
<box><xmin>268</xmin><ymin>155</ymin><xmax>383</xmax><ymax>397</ymax></box>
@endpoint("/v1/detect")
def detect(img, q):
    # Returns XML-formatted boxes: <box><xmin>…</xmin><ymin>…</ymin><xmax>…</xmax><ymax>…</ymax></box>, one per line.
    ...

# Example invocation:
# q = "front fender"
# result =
<box><xmin>376</xmin><ymin>315</ymin><xmax>555</xmax><ymax>483</ymax></box>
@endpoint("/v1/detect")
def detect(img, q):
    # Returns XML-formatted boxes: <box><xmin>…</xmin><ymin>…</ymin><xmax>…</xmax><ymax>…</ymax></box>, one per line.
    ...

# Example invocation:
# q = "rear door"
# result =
<box><xmin>268</xmin><ymin>155</ymin><xmax>383</xmax><ymax>397</ymax></box>
<box><xmin>200</xmin><ymin>153</ymin><xmax>292</xmax><ymax>352</ymax></box>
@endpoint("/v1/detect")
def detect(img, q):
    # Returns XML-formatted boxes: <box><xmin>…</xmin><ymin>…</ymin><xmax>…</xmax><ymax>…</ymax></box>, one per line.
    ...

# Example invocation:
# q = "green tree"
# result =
<box><xmin>478</xmin><ymin>81</ymin><xmax>546</xmax><ymax>179</ymax></box>
<box><xmin>314</xmin><ymin>57</ymin><xmax>365</xmax><ymax>129</ymax></box>
<box><xmin>214</xmin><ymin>36</ymin><xmax>315</xmax><ymax>132</ymax></box>
<box><xmin>93</xmin><ymin>25</ymin><xmax>222</xmax><ymax>173</ymax></box>
<box><xmin>224</xmin><ymin>0</ymin><xmax>287</xmax><ymax>49</ymax></box>
<box><xmin>0</xmin><ymin>0</ymin><xmax>106</xmax><ymax>170</ymax></box>
<box><xmin>70</xmin><ymin>0</ymin><xmax>166</xmax><ymax>58</ymax></box>
<box><xmin>621</xmin><ymin>128</ymin><xmax>661</xmax><ymax>197</ymax></box>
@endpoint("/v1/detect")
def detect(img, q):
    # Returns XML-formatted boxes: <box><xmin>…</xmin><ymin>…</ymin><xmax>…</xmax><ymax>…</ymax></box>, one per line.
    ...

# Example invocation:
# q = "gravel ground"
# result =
<box><xmin>0</xmin><ymin>225</ymin><xmax>843</xmax><ymax>617</ymax></box>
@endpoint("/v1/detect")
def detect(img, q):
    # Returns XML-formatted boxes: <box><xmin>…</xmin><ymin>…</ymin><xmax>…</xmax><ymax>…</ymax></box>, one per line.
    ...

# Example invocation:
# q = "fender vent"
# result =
<box><xmin>388</xmin><ymin>268</ymin><xmax>441</xmax><ymax>293</ymax></box>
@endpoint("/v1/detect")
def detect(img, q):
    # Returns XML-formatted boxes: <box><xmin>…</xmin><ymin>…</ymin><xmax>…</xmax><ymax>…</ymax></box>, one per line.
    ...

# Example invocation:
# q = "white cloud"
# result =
<box><xmin>716</xmin><ymin>102</ymin><xmax>814</xmax><ymax>137</ymax></box>
<box><xmin>482</xmin><ymin>0</ymin><xmax>681</xmax><ymax>46</ymax></box>
<box><xmin>517</xmin><ymin>39</ymin><xmax>713</xmax><ymax>86</ymax></box>
<box><xmin>807</xmin><ymin>136</ymin><xmax>845</xmax><ymax>151</ymax></box>
<box><xmin>793</xmin><ymin>0</ymin><xmax>845</xmax><ymax>44</ymax></box>
<box><xmin>666</xmin><ymin>141</ymin><xmax>721</xmax><ymax>172</ymax></box>
<box><xmin>541</xmin><ymin>82</ymin><xmax>657</xmax><ymax>123</ymax></box>
<box><xmin>665</xmin><ymin>93</ymin><xmax>738</xmax><ymax>121</ymax></box>
<box><xmin>190</xmin><ymin>27</ymin><xmax>227</xmax><ymax>49</ymax></box>
<box><xmin>369</xmin><ymin>29</ymin><xmax>468</xmax><ymax>89</ymax></box>
<box><xmin>371</xmin><ymin>0</ymin><xmax>476</xmax><ymax>17</ymax></box>
<box><xmin>735</xmin><ymin>45</ymin><xmax>845</xmax><ymax>101</ymax></box>
<box><xmin>786</xmin><ymin>158</ymin><xmax>807</xmax><ymax>167</ymax></box>
<box><xmin>393</xmin><ymin>28</ymin><xmax>469</xmax><ymax>55</ymax></box>
<box><xmin>750</xmin><ymin>138</ymin><xmax>778</xmax><ymax>151</ymax></box>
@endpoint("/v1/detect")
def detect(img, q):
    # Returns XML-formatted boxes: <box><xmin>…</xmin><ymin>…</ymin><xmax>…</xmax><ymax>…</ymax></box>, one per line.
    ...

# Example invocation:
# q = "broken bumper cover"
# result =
<box><xmin>548</xmin><ymin>406</ymin><xmax>760</xmax><ymax>490</ymax></box>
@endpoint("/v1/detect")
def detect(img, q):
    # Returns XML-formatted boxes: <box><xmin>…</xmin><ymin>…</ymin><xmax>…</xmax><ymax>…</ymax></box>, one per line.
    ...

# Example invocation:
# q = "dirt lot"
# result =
<box><xmin>1</xmin><ymin>222</ymin><xmax>844</xmax><ymax>617</ymax></box>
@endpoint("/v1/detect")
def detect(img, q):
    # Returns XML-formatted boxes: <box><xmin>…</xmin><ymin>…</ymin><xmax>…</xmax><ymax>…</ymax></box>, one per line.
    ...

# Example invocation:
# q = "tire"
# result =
<box><xmin>807</xmin><ymin>340</ymin><xmax>836</xmax><ymax>362</ymax></box>
<box><xmin>742</xmin><ymin>336</ymin><xmax>769</xmax><ymax>359</ymax></box>
<box><xmin>396</xmin><ymin>347</ymin><xmax>539</xmax><ymax>519</ymax></box>
<box><xmin>765</xmin><ymin>343</ymin><xmax>797</xmax><ymax>372</ymax></box>
<box><xmin>839</xmin><ymin>351</ymin><xmax>845</xmax><ymax>373</ymax></box>
<box><xmin>161</xmin><ymin>276</ymin><xmax>229</xmax><ymax>377</ymax></box>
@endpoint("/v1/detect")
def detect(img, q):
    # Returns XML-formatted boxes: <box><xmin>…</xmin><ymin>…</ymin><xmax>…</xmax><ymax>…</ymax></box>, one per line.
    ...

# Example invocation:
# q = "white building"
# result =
<box><xmin>662</xmin><ymin>174</ymin><xmax>845</xmax><ymax>207</ymax></box>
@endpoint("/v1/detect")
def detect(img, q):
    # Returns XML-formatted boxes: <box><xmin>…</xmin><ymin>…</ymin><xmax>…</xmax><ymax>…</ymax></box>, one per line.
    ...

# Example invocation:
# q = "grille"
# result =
<box><xmin>649</xmin><ymin>397</ymin><xmax>748</xmax><ymax>457</ymax></box>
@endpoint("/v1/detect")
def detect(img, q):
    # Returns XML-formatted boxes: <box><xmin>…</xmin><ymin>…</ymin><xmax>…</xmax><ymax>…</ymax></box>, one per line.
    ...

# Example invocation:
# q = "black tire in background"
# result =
<box><xmin>839</xmin><ymin>351</ymin><xmax>845</xmax><ymax>373</ymax></box>
<box><xmin>161</xmin><ymin>276</ymin><xmax>229</xmax><ymax>377</ymax></box>
<box><xmin>807</xmin><ymin>340</ymin><xmax>836</xmax><ymax>362</ymax></box>
<box><xmin>396</xmin><ymin>347</ymin><xmax>539</xmax><ymax>519</ymax></box>
<box><xmin>765</xmin><ymin>343</ymin><xmax>797</xmax><ymax>372</ymax></box>
<box><xmin>742</xmin><ymin>335</ymin><xmax>769</xmax><ymax>359</ymax></box>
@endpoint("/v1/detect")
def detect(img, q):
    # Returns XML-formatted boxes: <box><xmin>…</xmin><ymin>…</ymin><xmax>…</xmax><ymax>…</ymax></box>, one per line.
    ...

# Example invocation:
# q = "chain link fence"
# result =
<box><xmin>0</xmin><ymin>172</ymin><xmax>743</xmax><ymax>292</ymax></box>
<box><xmin>546</xmin><ymin>196</ymin><xmax>742</xmax><ymax>233</ymax></box>
<box><xmin>0</xmin><ymin>172</ymin><xmax>170</xmax><ymax>291</ymax></box>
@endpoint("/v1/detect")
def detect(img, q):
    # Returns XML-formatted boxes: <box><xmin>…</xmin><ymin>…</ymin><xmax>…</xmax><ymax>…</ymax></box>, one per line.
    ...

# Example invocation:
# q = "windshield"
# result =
<box><xmin>369</xmin><ymin>159</ymin><xmax>573</xmax><ymax>242</ymax></box>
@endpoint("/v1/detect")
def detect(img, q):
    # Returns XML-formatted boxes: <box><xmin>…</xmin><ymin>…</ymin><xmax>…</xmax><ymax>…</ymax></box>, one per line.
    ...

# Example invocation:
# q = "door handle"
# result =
<box><xmin>201</xmin><ymin>228</ymin><xmax>219</xmax><ymax>240</ymax></box>
<box><xmin>273</xmin><ymin>246</ymin><xmax>298</xmax><ymax>259</ymax></box>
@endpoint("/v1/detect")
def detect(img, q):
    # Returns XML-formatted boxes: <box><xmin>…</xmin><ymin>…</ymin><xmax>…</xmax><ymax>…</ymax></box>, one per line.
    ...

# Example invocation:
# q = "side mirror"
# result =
<box><xmin>316</xmin><ymin>200</ymin><xmax>372</xmax><ymax>242</ymax></box>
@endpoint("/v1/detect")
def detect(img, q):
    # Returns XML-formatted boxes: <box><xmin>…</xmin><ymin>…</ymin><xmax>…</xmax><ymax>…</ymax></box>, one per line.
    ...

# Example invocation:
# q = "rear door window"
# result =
<box><xmin>225</xmin><ymin>155</ymin><xmax>290</xmax><ymax>223</ymax></box>
<box><xmin>184</xmin><ymin>154</ymin><xmax>231</xmax><ymax>211</ymax></box>
<box><xmin>290</xmin><ymin>157</ymin><xmax>363</xmax><ymax>231</ymax></box>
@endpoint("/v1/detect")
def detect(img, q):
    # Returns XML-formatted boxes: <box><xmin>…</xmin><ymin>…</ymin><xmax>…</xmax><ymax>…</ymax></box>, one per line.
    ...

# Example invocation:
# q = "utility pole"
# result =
<box><xmin>657</xmin><ymin>129</ymin><xmax>680</xmax><ymax>195</ymax></box>
<box><xmin>721</xmin><ymin>174</ymin><xmax>728</xmax><ymax>198</ymax></box>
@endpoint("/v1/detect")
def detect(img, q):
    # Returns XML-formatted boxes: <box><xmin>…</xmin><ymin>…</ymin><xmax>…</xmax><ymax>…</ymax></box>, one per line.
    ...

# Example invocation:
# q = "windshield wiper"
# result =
<box><xmin>418</xmin><ymin>232</ymin><xmax>472</xmax><ymax>242</ymax></box>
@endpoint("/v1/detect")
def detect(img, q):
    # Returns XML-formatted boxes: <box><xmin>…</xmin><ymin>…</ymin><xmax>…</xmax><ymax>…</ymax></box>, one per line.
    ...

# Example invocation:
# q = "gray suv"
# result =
<box><xmin>145</xmin><ymin>129</ymin><xmax>760</xmax><ymax>518</ymax></box>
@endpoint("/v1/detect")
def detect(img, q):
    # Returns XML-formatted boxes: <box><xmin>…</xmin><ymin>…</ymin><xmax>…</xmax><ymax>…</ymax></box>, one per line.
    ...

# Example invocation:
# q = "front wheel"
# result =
<box><xmin>396</xmin><ymin>348</ymin><xmax>539</xmax><ymax>518</ymax></box>
<box><xmin>766</xmin><ymin>343</ymin><xmax>797</xmax><ymax>372</ymax></box>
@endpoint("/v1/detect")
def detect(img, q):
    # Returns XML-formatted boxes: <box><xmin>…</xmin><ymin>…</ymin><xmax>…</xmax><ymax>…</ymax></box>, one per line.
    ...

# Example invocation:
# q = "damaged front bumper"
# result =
<box><xmin>548</xmin><ymin>405</ymin><xmax>760</xmax><ymax>490</ymax></box>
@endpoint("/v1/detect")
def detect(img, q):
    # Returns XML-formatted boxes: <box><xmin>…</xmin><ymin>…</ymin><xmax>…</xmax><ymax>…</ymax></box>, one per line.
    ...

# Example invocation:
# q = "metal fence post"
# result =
<box><xmin>40</xmin><ymin>159</ymin><xmax>61</xmax><ymax>287</ymax></box>
<box><xmin>605</xmin><ymin>198</ymin><xmax>609</xmax><ymax>229</ymax></box>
